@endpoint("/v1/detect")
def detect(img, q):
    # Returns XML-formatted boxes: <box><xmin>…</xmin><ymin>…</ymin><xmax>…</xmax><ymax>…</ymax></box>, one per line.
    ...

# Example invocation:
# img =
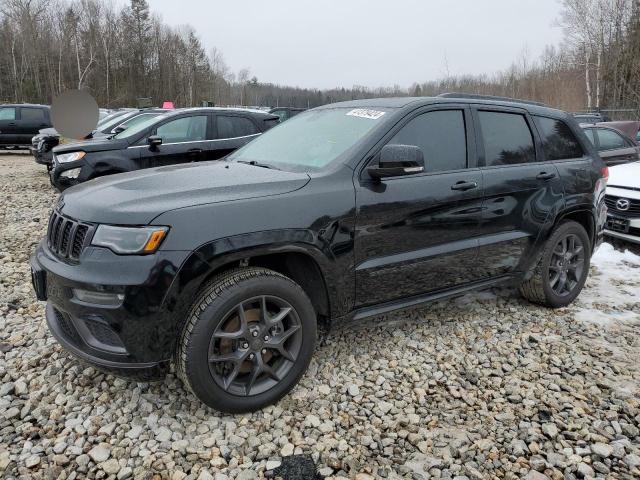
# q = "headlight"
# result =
<box><xmin>56</xmin><ymin>151</ymin><xmax>86</xmax><ymax>163</ymax></box>
<box><xmin>91</xmin><ymin>225</ymin><xmax>169</xmax><ymax>254</ymax></box>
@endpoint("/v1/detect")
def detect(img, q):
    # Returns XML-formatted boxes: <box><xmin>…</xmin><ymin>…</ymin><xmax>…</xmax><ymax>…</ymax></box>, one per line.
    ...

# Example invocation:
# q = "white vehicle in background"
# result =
<box><xmin>604</xmin><ymin>161</ymin><xmax>640</xmax><ymax>244</ymax></box>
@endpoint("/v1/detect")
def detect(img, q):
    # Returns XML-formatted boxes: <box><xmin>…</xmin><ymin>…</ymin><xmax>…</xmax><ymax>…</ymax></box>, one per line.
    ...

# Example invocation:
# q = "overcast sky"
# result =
<box><xmin>145</xmin><ymin>0</ymin><xmax>565</xmax><ymax>90</ymax></box>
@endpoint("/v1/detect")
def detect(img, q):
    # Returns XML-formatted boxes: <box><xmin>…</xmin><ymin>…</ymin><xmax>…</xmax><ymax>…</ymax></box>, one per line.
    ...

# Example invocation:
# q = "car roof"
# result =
<box><xmin>156</xmin><ymin>107</ymin><xmax>277</xmax><ymax>120</ymax></box>
<box><xmin>315</xmin><ymin>95</ymin><xmax>568</xmax><ymax>118</ymax></box>
<box><xmin>1</xmin><ymin>103</ymin><xmax>49</xmax><ymax>108</ymax></box>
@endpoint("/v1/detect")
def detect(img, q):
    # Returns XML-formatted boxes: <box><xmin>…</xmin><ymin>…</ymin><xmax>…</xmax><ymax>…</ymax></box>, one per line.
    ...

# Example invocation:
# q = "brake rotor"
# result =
<box><xmin>218</xmin><ymin>307</ymin><xmax>274</xmax><ymax>373</ymax></box>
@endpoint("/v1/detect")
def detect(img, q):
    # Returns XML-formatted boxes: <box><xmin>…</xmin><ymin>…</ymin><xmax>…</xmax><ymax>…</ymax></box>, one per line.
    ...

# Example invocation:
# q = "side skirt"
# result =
<box><xmin>337</xmin><ymin>274</ymin><xmax>515</xmax><ymax>324</ymax></box>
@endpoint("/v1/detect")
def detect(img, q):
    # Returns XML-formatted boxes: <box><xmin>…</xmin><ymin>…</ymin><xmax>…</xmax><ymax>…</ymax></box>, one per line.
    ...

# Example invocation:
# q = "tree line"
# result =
<box><xmin>1</xmin><ymin>0</ymin><xmax>638</xmax><ymax>118</ymax></box>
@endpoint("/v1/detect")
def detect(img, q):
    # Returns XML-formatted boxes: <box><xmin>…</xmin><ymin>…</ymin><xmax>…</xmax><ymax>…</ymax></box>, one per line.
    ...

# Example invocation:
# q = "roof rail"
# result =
<box><xmin>437</xmin><ymin>92</ymin><xmax>548</xmax><ymax>107</ymax></box>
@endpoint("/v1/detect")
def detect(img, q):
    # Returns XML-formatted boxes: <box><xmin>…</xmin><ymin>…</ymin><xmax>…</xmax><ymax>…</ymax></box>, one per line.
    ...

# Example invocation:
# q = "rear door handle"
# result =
<box><xmin>451</xmin><ymin>181</ymin><xmax>478</xmax><ymax>191</ymax></box>
<box><xmin>187</xmin><ymin>148</ymin><xmax>203</xmax><ymax>154</ymax></box>
<box><xmin>8</xmin><ymin>122</ymin><xmax>16</xmax><ymax>126</ymax></box>
<box><xmin>536</xmin><ymin>172</ymin><xmax>556</xmax><ymax>180</ymax></box>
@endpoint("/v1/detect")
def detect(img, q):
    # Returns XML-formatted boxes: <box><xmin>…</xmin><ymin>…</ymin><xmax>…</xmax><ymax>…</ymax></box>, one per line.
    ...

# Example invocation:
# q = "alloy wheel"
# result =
<box><xmin>208</xmin><ymin>295</ymin><xmax>302</xmax><ymax>396</ymax></box>
<box><xmin>548</xmin><ymin>233</ymin><xmax>585</xmax><ymax>297</ymax></box>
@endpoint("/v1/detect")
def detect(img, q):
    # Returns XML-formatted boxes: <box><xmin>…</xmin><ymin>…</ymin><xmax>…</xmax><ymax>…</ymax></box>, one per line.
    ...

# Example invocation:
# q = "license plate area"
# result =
<box><xmin>606</xmin><ymin>216</ymin><xmax>630</xmax><ymax>233</ymax></box>
<box><xmin>31</xmin><ymin>264</ymin><xmax>47</xmax><ymax>301</ymax></box>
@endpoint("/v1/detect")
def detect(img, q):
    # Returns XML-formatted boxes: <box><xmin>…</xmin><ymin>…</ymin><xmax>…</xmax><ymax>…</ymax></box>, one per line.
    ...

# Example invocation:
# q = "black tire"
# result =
<box><xmin>519</xmin><ymin>220</ymin><xmax>591</xmax><ymax>308</ymax></box>
<box><xmin>176</xmin><ymin>267</ymin><xmax>317</xmax><ymax>413</ymax></box>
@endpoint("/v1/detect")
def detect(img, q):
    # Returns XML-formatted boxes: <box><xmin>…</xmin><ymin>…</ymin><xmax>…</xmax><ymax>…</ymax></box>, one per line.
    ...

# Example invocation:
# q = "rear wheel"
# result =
<box><xmin>176</xmin><ymin>267</ymin><xmax>316</xmax><ymax>413</ymax></box>
<box><xmin>519</xmin><ymin>221</ymin><xmax>591</xmax><ymax>308</ymax></box>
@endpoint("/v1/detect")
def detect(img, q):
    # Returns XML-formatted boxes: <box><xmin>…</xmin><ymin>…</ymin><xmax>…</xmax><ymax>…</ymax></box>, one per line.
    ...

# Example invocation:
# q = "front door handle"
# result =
<box><xmin>187</xmin><ymin>148</ymin><xmax>203</xmax><ymax>155</ymax></box>
<box><xmin>8</xmin><ymin>122</ymin><xmax>16</xmax><ymax>126</ymax></box>
<box><xmin>536</xmin><ymin>172</ymin><xmax>556</xmax><ymax>180</ymax></box>
<box><xmin>451</xmin><ymin>181</ymin><xmax>478</xmax><ymax>191</ymax></box>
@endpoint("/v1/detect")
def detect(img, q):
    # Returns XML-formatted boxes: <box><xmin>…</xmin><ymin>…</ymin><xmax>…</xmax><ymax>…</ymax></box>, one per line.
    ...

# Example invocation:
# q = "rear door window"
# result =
<box><xmin>216</xmin><ymin>116</ymin><xmax>258</xmax><ymax>139</ymax></box>
<box><xmin>478</xmin><ymin>111</ymin><xmax>535</xmax><ymax>166</ymax></box>
<box><xmin>0</xmin><ymin>107</ymin><xmax>16</xmax><ymax>120</ymax></box>
<box><xmin>534</xmin><ymin>116</ymin><xmax>583</xmax><ymax>160</ymax></box>
<box><xmin>387</xmin><ymin>109</ymin><xmax>467</xmax><ymax>172</ymax></box>
<box><xmin>20</xmin><ymin>107</ymin><xmax>46</xmax><ymax>122</ymax></box>
<box><xmin>597</xmin><ymin>129</ymin><xmax>627</xmax><ymax>151</ymax></box>
<box><xmin>156</xmin><ymin>115</ymin><xmax>208</xmax><ymax>143</ymax></box>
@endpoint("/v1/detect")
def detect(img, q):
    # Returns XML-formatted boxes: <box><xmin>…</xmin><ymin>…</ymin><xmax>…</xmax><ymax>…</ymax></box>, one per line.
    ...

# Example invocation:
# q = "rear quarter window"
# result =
<box><xmin>597</xmin><ymin>129</ymin><xmax>628</xmax><ymax>151</ymax></box>
<box><xmin>534</xmin><ymin>116</ymin><xmax>583</xmax><ymax>160</ymax></box>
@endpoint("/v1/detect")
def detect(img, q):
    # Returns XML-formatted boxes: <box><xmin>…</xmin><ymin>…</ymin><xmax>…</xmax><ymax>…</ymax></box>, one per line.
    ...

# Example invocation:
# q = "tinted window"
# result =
<box><xmin>534</xmin><ymin>116</ymin><xmax>583</xmax><ymax>160</ymax></box>
<box><xmin>116</xmin><ymin>113</ymin><xmax>161</xmax><ymax>132</ymax></box>
<box><xmin>21</xmin><ymin>108</ymin><xmax>46</xmax><ymax>122</ymax></box>
<box><xmin>0</xmin><ymin>107</ymin><xmax>16</xmax><ymax>121</ymax></box>
<box><xmin>597</xmin><ymin>129</ymin><xmax>627</xmax><ymax>151</ymax></box>
<box><xmin>217</xmin><ymin>116</ymin><xmax>258</xmax><ymax>139</ymax></box>
<box><xmin>388</xmin><ymin>110</ymin><xmax>467</xmax><ymax>172</ymax></box>
<box><xmin>583</xmin><ymin>128</ymin><xmax>596</xmax><ymax>145</ymax></box>
<box><xmin>478</xmin><ymin>111</ymin><xmax>535</xmax><ymax>166</ymax></box>
<box><xmin>156</xmin><ymin>115</ymin><xmax>207</xmax><ymax>143</ymax></box>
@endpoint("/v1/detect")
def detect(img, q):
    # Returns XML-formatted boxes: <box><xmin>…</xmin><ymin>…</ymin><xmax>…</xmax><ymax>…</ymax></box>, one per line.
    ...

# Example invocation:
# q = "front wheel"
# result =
<box><xmin>176</xmin><ymin>267</ymin><xmax>317</xmax><ymax>413</ymax></box>
<box><xmin>519</xmin><ymin>221</ymin><xmax>591</xmax><ymax>308</ymax></box>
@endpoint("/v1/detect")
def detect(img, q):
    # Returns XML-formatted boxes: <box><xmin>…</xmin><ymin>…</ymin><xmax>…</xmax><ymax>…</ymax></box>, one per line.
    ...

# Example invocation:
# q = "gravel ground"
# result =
<box><xmin>1</xmin><ymin>153</ymin><xmax>639</xmax><ymax>480</ymax></box>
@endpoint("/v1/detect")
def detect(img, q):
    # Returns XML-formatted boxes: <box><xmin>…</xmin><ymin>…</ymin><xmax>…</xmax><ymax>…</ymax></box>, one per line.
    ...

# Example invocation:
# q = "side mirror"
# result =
<box><xmin>147</xmin><ymin>135</ymin><xmax>162</xmax><ymax>148</ymax></box>
<box><xmin>367</xmin><ymin>144</ymin><xmax>425</xmax><ymax>179</ymax></box>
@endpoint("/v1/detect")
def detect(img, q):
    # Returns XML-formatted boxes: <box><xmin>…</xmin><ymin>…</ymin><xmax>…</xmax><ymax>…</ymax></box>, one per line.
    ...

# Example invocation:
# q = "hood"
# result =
<box><xmin>52</xmin><ymin>137</ymin><xmax>127</xmax><ymax>154</ymax></box>
<box><xmin>60</xmin><ymin>161</ymin><xmax>311</xmax><ymax>225</ymax></box>
<box><xmin>608</xmin><ymin>161</ymin><xmax>640</xmax><ymax>190</ymax></box>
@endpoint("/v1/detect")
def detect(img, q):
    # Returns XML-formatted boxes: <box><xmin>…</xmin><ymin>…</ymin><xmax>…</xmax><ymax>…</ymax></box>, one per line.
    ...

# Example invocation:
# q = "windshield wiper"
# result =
<box><xmin>236</xmin><ymin>160</ymin><xmax>280</xmax><ymax>170</ymax></box>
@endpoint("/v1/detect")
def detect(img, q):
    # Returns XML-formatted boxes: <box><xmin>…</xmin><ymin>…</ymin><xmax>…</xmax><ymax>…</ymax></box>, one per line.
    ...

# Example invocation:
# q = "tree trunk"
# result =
<box><xmin>585</xmin><ymin>49</ymin><xmax>592</xmax><ymax>110</ymax></box>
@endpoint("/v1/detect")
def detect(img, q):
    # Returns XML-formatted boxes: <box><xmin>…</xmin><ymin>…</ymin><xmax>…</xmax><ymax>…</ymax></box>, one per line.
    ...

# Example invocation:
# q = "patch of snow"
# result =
<box><xmin>573</xmin><ymin>243</ymin><xmax>640</xmax><ymax>325</ymax></box>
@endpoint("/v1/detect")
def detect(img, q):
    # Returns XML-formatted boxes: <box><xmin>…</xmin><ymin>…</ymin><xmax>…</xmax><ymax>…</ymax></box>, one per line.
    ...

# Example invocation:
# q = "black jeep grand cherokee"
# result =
<box><xmin>31</xmin><ymin>94</ymin><xmax>607</xmax><ymax>413</ymax></box>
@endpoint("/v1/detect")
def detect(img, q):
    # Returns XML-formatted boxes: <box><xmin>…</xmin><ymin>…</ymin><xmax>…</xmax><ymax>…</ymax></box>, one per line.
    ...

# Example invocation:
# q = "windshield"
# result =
<box><xmin>116</xmin><ymin>112</ymin><xmax>163</xmax><ymax>132</ymax></box>
<box><xmin>112</xmin><ymin>112</ymin><xmax>172</xmax><ymax>140</ymax></box>
<box><xmin>228</xmin><ymin>107</ymin><xmax>391</xmax><ymax>171</ymax></box>
<box><xmin>98</xmin><ymin>111</ymin><xmax>134</xmax><ymax>132</ymax></box>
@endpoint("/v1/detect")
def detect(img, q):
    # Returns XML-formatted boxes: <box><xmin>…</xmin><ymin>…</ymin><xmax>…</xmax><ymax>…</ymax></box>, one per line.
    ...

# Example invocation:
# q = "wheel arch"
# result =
<box><xmin>553</xmin><ymin>207</ymin><xmax>596</xmax><ymax>251</ymax></box>
<box><xmin>164</xmin><ymin>234</ymin><xmax>337</xmax><ymax>338</ymax></box>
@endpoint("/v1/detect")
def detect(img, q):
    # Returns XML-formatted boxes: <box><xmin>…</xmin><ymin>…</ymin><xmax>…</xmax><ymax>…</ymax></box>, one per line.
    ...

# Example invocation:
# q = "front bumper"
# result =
<box><xmin>32</xmin><ymin>240</ymin><xmax>191</xmax><ymax>379</ymax></box>
<box><xmin>604</xmin><ymin>213</ymin><xmax>640</xmax><ymax>245</ymax></box>
<box><xmin>50</xmin><ymin>158</ymin><xmax>86</xmax><ymax>191</ymax></box>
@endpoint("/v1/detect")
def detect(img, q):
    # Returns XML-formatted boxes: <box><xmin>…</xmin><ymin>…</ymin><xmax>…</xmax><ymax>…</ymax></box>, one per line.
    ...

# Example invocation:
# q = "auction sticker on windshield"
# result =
<box><xmin>346</xmin><ymin>109</ymin><xmax>386</xmax><ymax>120</ymax></box>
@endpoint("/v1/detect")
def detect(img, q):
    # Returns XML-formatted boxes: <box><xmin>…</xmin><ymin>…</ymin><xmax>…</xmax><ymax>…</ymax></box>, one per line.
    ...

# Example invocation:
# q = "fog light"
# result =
<box><xmin>73</xmin><ymin>289</ymin><xmax>124</xmax><ymax>306</ymax></box>
<box><xmin>60</xmin><ymin>168</ymin><xmax>81</xmax><ymax>179</ymax></box>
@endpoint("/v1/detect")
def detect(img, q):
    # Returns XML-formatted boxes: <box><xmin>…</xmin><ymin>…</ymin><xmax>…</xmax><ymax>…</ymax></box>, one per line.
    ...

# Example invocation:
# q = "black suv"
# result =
<box><xmin>49</xmin><ymin>107</ymin><xmax>278</xmax><ymax>191</ymax></box>
<box><xmin>0</xmin><ymin>104</ymin><xmax>52</xmax><ymax>149</ymax></box>
<box><xmin>31</xmin><ymin>95</ymin><xmax>607</xmax><ymax>412</ymax></box>
<box><xmin>32</xmin><ymin>109</ymin><xmax>165</xmax><ymax>170</ymax></box>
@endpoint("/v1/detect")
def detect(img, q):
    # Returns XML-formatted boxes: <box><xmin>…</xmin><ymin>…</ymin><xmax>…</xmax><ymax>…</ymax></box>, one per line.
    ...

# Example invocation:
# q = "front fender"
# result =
<box><xmin>162</xmin><ymin>229</ymin><xmax>354</xmax><ymax>328</ymax></box>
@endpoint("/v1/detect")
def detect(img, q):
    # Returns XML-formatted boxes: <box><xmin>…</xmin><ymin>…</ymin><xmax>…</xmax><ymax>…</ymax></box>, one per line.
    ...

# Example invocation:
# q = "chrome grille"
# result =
<box><xmin>605</xmin><ymin>195</ymin><xmax>640</xmax><ymax>218</ymax></box>
<box><xmin>47</xmin><ymin>211</ymin><xmax>92</xmax><ymax>260</ymax></box>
